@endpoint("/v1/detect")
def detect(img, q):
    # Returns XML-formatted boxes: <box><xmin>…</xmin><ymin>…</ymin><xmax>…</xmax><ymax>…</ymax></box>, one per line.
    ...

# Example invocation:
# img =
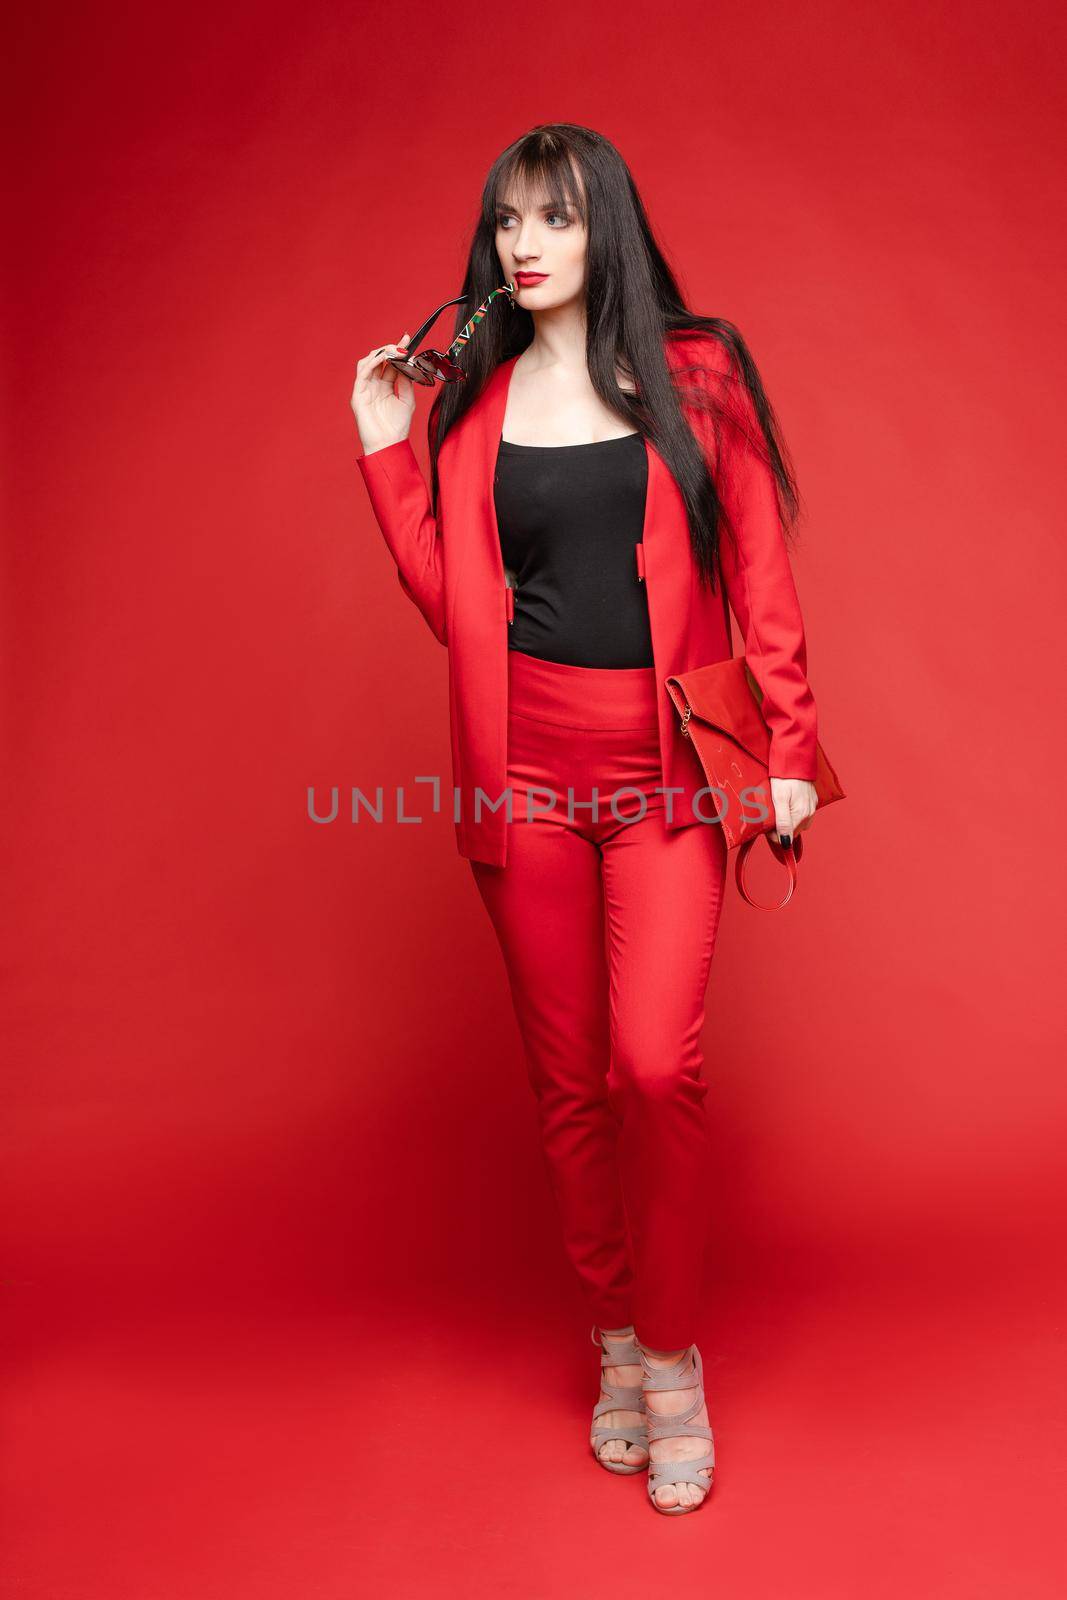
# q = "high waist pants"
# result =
<box><xmin>470</xmin><ymin>648</ymin><xmax>728</xmax><ymax>1351</ymax></box>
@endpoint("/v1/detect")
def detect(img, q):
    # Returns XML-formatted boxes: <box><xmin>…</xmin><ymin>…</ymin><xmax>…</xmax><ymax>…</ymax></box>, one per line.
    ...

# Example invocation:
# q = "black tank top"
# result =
<box><xmin>493</xmin><ymin>432</ymin><xmax>652</xmax><ymax>668</ymax></box>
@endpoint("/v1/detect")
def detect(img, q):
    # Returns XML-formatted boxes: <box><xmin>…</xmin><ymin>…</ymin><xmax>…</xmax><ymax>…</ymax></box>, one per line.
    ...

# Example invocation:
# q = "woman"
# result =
<box><xmin>349</xmin><ymin>123</ymin><xmax>820</xmax><ymax>1516</ymax></box>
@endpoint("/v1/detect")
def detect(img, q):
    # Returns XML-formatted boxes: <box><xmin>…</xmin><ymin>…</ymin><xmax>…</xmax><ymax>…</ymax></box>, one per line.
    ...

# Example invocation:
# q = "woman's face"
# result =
<box><xmin>494</xmin><ymin>183</ymin><xmax>588</xmax><ymax>313</ymax></box>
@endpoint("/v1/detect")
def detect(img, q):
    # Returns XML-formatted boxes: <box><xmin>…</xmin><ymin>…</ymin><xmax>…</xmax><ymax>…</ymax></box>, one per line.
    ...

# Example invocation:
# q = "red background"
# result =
<box><xmin>4</xmin><ymin>0</ymin><xmax>1065</xmax><ymax>1594</ymax></box>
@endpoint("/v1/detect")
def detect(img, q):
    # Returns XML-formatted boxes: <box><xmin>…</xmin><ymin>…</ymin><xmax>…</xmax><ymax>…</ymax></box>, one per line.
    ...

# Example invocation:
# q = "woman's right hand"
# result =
<box><xmin>350</xmin><ymin>333</ymin><xmax>416</xmax><ymax>455</ymax></box>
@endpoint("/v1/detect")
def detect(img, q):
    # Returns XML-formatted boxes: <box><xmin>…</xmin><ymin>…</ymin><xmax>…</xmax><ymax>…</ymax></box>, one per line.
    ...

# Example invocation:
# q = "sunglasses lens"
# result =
<box><xmin>389</xmin><ymin>356</ymin><xmax>435</xmax><ymax>386</ymax></box>
<box><xmin>416</xmin><ymin>350</ymin><xmax>466</xmax><ymax>383</ymax></box>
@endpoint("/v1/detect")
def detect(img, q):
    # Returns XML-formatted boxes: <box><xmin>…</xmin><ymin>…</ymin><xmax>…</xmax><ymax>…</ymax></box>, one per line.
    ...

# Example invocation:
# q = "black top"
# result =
<box><xmin>493</xmin><ymin>432</ymin><xmax>652</xmax><ymax>669</ymax></box>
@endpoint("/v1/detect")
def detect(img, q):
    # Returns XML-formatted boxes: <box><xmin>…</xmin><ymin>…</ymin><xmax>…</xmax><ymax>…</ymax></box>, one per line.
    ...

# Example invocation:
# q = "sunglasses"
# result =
<box><xmin>385</xmin><ymin>282</ymin><xmax>517</xmax><ymax>386</ymax></box>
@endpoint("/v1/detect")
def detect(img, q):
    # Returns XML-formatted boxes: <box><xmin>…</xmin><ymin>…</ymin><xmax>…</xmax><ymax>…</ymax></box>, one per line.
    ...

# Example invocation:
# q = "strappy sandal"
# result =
<box><xmin>589</xmin><ymin>1324</ymin><xmax>650</xmax><ymax>1475</ymax></box>
<box><xmin>637</xmin><ymin>1341</ymin><xmax>715</xmax><ymax>1514</ymax></box>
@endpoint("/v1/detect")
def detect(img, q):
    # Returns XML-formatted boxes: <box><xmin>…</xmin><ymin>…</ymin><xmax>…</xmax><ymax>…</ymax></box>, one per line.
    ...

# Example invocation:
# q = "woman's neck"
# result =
<box><xmin>520</xmin><ymin>303</ymin><xmax>588</xmax><ymax>374</ymax></box>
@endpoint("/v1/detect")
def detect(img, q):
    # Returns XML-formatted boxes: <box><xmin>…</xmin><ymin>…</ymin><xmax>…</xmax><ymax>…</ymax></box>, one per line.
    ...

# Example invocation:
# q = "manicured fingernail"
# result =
<box><xmin>781</xmin><ymin>834</ymin><xmax>791</xmax><ymax>848</ymax></box>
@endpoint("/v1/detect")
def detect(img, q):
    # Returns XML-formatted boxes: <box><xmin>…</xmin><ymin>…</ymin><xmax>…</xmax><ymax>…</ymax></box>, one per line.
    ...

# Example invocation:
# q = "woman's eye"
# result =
<box><xmin>496</xmin><ymin>212</ymin><xmax>571</xmax><ymax>229</ymax></box>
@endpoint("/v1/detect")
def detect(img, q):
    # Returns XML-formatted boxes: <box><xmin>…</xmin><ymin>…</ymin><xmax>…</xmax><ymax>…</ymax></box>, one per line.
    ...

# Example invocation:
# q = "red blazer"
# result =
<box><xmin>356</xmin><ymin>332</ymin><xmax>819</xmax><ymax>868</ymax></box>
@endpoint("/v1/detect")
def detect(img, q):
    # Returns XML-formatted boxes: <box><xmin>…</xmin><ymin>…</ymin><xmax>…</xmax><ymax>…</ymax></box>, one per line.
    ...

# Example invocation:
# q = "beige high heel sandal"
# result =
<box><xmin>637</xmin><ymin>1341</ymin><xmax>715</xmax><ymax>1514</ymax></box>
<box><xmin>589</xmin><ymin>1324</ymin><xmax>650</xmax><ymax>1475</ymax></box>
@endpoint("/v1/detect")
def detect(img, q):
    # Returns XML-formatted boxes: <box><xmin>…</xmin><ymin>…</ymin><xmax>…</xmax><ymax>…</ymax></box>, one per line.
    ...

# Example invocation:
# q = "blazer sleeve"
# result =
<box><xmin>699</xmin><ymin>350</ymin><xmax>819</xmax><ymax>781</ymax></box>
<box><xmin>355</xmin><ymin>437</ymin><xmax>447</xmax><ymax>647</ymax></box>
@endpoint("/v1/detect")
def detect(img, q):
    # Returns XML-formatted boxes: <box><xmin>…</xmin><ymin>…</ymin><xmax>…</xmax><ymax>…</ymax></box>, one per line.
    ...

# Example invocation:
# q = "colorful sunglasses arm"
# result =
<box><xmin>445</xmin><ymin>283</ymin><xmax>516</xmax><ymax>359</ymax></box>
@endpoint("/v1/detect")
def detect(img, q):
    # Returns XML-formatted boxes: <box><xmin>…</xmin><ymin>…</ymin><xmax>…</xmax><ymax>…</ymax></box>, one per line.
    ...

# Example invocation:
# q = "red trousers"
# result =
<box><xmin>470</xmin><ymin>649</ymin><xmax>728</xmax><ymax>1350</ymax></box>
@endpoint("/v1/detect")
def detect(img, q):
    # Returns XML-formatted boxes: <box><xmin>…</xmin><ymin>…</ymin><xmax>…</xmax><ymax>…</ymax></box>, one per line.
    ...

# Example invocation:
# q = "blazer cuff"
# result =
<box><xmin>767</xmin><ymin>728</ymin><xmax>820</xmax><ymax>782</ymax></box>
<box><xmin>356</xmin><ymin>436</ymin><xmax>419</xmax><ymax>480</ymax></box>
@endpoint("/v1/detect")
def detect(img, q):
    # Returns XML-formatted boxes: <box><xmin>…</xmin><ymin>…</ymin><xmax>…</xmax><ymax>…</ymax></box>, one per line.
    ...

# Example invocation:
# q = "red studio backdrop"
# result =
<box><xmin>3</xmin><ymin>2</ymin><xmax>1065</xmax><ymax>1595</ymax></box>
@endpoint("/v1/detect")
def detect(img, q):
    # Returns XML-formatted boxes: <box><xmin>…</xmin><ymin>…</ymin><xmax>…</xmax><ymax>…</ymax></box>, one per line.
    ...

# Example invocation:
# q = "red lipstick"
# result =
<box><xmin>514</xmin><ymin>271</ymin><xmax>549</xmax><ymax>285</ymax></box>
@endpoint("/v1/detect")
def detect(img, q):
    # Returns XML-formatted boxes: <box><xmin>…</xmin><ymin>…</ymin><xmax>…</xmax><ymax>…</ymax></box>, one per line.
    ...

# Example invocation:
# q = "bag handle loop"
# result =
<box><xmin>735</xmin><ymin>832</ymin><xmax>805</xmax><ymax>911</ymax></box>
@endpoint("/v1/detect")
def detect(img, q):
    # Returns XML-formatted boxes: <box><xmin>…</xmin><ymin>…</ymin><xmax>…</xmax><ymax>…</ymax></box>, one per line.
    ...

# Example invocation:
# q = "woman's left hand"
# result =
<box><xmin>769</xmin><ymin>777</ymin><xmax>818</xmax><ymax>848</ymax></box>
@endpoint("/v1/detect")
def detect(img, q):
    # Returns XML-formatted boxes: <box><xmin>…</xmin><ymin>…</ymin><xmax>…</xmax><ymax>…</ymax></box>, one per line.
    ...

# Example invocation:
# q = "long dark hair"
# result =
<box><xmin>424</xmin><ymin>122</ymin><xmax>802</xmax><ymax>593</ymax></box>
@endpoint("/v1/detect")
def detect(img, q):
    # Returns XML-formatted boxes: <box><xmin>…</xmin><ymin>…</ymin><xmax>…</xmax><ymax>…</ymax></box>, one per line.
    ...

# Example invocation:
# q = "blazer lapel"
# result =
<box><xmin>445</xmin><ymin>354</ymin><xmax>518</xmax><ymax>642</ymax></box>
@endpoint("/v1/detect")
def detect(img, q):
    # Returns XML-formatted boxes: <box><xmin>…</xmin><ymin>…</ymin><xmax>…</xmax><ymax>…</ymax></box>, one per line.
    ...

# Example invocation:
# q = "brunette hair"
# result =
<box><xmin>424</xmin><ymin>122</ymin><xmax>803</xmax><ymax>591</ymax></box>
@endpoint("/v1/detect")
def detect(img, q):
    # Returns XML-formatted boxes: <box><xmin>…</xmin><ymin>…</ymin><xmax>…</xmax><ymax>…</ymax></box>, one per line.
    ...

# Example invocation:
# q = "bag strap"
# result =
<box><xmin>735</xmin><ymin>833</ymin><xmax>804</xmax><ymax>911</ymax></box>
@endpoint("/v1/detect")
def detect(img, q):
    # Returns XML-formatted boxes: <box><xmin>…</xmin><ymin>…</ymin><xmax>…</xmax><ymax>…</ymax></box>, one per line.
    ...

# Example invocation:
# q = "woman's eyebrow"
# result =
<box><xmin>496</xmin><ymin>200</ymin><xmax>573</xmax><ymax>215</ymax></box>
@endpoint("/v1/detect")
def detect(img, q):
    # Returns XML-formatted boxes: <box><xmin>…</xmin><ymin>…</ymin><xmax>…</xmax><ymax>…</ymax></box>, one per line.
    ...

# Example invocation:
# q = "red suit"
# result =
<box><xmin>355</xmin><ymin>330</ymin><xmax>820</xmax><ymax>1347</ymax></box>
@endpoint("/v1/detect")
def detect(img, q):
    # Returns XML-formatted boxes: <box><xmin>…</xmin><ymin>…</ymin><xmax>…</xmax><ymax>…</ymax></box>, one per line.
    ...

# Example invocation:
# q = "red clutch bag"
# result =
<box><xmin>664</xmin><ymin>658</ymin><xmax>846</xmax><ymax>911</ymax></box>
